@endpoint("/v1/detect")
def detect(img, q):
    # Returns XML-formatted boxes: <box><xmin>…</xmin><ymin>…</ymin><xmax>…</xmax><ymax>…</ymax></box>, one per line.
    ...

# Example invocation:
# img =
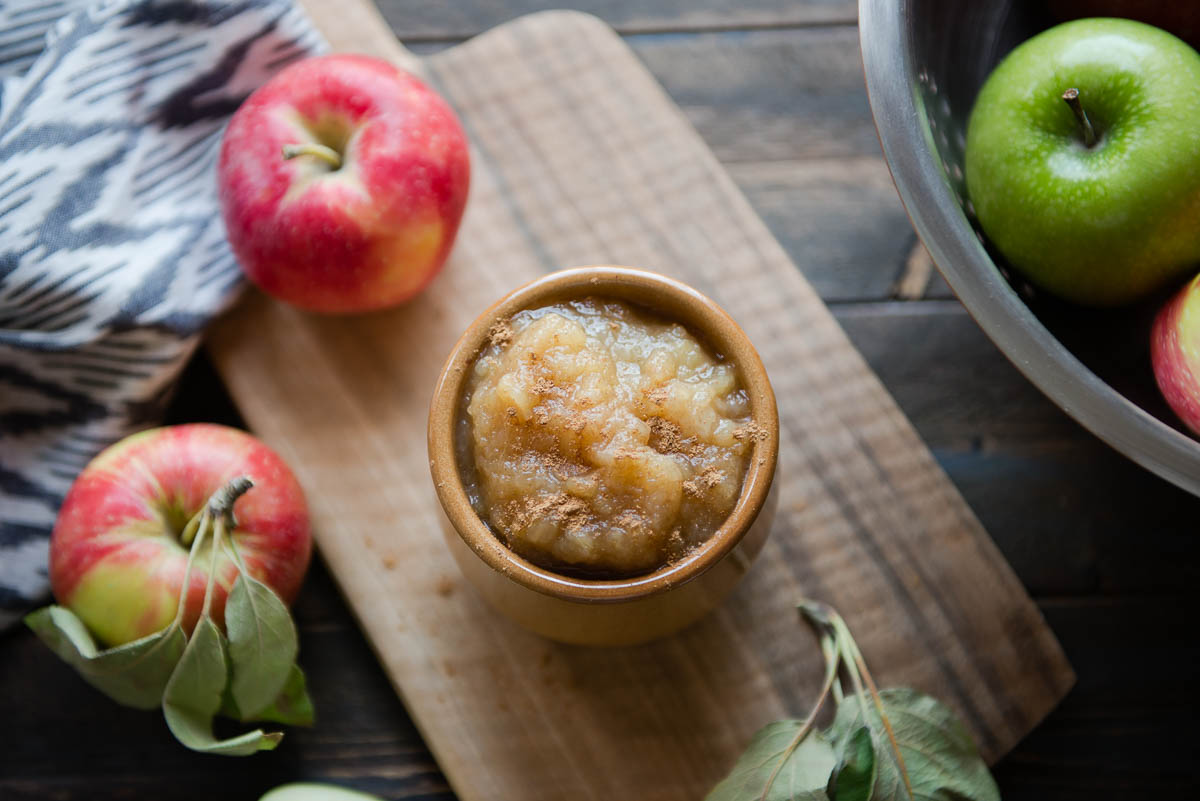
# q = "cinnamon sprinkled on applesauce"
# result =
<box><xmin>733</xmin><ymin>421</ymin><xmax>769</xmax><ymax>442</ymax></box>
<box><xmin>487</xmin><ymin>320</ymin><xmax>513</xmax><ymax>348</ymax></box>
<box><xmin>459</xmin><ymin>297</ymin><xmax>756</xmax><ymax>577</ymax></box>
<box><xmin>683</xmin><ymin>465</ymin><xmax>725</xmax><ymax>498</ymax></box>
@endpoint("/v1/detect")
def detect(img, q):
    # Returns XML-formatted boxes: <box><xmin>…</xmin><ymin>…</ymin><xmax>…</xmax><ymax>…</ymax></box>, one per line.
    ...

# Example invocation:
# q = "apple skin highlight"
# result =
<box><xmin>1152</xmin><ymin>275</ymin><xmax>1200</xmax><ymax>436</ymax></box>
<box><xmin>49</xmin><ymin>424</ymin><xmax>312</xmax><ymax>647</ymax></box>
<box><xmin>218</xmin><ymin>54</ymin><xmax>471</xmax><ymax>314</ymax></box>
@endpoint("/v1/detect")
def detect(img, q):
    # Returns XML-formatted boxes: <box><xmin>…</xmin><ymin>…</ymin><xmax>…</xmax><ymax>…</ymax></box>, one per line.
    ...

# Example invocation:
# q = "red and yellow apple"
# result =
<box><xmin>217</xmin><ymin>54</ymin><xmax>470</xmax><ymax>314</ymax></box>
<box><xmin>1151</xmin><ymin>274</ymin><xmax>1200</xmax><ymax>436</ymax></box>
<box><xmin>49</xmin><ymin>424</ymin><xmax>312</xmax><ymax>647</ymax></box>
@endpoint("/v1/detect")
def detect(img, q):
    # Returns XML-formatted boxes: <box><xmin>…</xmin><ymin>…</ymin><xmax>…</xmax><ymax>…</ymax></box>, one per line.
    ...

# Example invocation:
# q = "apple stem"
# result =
<box><xmin>282</xmin><ymin>142</ymin><xmax>342</xmax><ymax>169</ymax></box>
<box><xmin>1061</xmin><ymin>88</ymin><xmax>1098</xmax><ymax>148</ymax></box>
<box><xmin>206</xmin><ymin>476</ymin><xmax>254</xmax><ymax>530</ymax></box>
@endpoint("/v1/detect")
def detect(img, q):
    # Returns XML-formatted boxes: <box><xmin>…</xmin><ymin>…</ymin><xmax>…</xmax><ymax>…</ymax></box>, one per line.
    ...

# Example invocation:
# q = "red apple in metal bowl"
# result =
<box><xmin>217</xmin><ymin>54</ymin><xmax>471</xmax><ymax>314</ymax></box>
<box><xmin>49</xmin><ymin>424</ymin><xmax>312</xmax><ymax>647</ymax></box>
<box><xmin>1152</xmin><ymin>275</ymin><xmax>1200</xmax><ymax>436</ymax></box>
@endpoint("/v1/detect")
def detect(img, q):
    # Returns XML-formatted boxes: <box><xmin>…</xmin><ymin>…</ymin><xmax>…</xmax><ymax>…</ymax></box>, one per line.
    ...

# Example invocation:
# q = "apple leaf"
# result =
<box><xmin>705</xmin><ymin>720</ymin><xmax>836</xmax><ymax>801</ymax></box>
<box><xmin>162</xmin><ymin>616</ymin><xmax>282</xmax><ymax>755</ymax></box>
<box><xmin>225</xmin><ymin>573</ymin><xmax>298</xmax><ymax>719</ymax></box>
<box><xmin>705</xmin><ymin>602</ymin><xmax>999</xmax><ymax>801</ymax></box>
<box><xmin>828</xmin><ymin>726</ymin><xmax>875</xmax><ymax>801</ymax></box>
<box><xmin>827</xmin><ymin>688</ymin><xmax>999</xmax><ymax>801</ymax></box>
<box><xmin>24</xmin><ymin>605</ymin><xmax>185</xmax><ymax>710</ymax></box>
<box><xmin>222</xmin><ymin>663</ymin><xmax>315</xmax><ymax>727</ymax></box>
<box><xmin>253</xmin><ymin>664</ymin><xmax>316</xmax><ymax>726</ymax></box>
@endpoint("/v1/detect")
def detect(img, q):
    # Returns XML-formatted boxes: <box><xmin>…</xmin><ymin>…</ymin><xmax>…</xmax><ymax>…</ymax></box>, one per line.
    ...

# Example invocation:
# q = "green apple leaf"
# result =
<box><xmin>253</xmin><ymin>664</ymin><xmax>316</xmax><ymax>726</ymax></box>
<box><xmin>219</xmin><ymin>683</ymin><xmax>241</xmax><ymax>720</ymax></box>
<box><xmin>828</xmin><ymin>726</ymin><xmax>875</xmax><ymax>801</ymax></box>
<box><xmin>221</xmin><ymin>663</ymin><xmax>315</xmax><ymax>727</ymax></box>
<box><xmin>225</xmin><ymin>573</ymin><xmax>298</xmax><ymax>719</ymax></box>
<box><xmin>162</xmin><ymin>616</ymin><xmax>282</xmax><ymax>755</ymax></box>
<box><xmin>24</xmin><ymin>605</ymin><xmax>185</xmax><ymax>710</ymax></box>
<box><xmin>705</xmin><ymin>720</ymin><xmax>836</xmax><ymax>801</ymax></box>
<box><xmin>827</xmin><ymin>688</ymin><xmax>999</xmax><ymax>801</ymax></box>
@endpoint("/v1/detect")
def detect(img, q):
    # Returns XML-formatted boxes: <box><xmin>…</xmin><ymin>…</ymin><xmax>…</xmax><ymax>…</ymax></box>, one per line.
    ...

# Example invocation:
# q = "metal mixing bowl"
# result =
<box><xmin>859</xmin><ymin>0</ymin><xmax>1200</xmax><ymax>495</ymax></box>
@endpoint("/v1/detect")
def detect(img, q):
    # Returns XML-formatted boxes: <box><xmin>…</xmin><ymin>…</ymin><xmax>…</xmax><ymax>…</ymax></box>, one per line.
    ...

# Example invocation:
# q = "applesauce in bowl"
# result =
<box><xmin>428</xmin><ymin>267</ymin><xmax>778</xmax><ymax>645</ymax></box>
<box><xmin>459</xmin><ymin>297</ymin><xmax>758</xmax><ymax>578</ymax></box>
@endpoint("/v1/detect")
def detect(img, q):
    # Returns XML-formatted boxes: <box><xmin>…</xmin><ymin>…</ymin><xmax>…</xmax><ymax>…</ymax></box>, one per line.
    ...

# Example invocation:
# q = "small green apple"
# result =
<box><xmin>260</xmin><ymin>784</ymin><xmax>385</xmax><ymax>801</ymax></box>
<box><xmin>965</xmin><ymin>18</ymin><xmax>1200</xmax><ymax>307</ymax></box>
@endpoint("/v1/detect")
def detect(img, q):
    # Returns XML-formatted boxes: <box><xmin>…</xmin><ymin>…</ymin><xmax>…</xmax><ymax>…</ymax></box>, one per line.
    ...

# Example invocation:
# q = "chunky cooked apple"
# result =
<box><xmin>458</xmin><ymin>298</ymin><xmax>758</xmax><ymax>577</ymax></box>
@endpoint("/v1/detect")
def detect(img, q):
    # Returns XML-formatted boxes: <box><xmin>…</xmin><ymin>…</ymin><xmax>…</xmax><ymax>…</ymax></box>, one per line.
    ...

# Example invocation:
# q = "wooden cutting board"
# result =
<box><xmin>208</xmin><ymin>2</ymin><xmax>1074</xmax><ymax>798</ymax></box>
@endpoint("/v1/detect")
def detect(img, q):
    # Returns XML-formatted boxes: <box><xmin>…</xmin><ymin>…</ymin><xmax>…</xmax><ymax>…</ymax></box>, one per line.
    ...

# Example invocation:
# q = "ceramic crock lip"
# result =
<box><xmin>427</xmin><ymin>265</ymin><xmax>779</xmax><ymax>604</ymax></box>
<box><xmin>858</xmin><ymin>0</ymin><xmax>1200</xmax><ymax>497</ymax></box>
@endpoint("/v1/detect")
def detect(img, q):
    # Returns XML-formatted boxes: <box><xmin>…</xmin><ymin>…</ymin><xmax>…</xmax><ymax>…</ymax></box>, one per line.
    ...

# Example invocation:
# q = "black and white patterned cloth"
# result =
<box><xmin>0</xmin><ymin>0</ymin><xmax>325</xmax><ymax>630</ymax></box>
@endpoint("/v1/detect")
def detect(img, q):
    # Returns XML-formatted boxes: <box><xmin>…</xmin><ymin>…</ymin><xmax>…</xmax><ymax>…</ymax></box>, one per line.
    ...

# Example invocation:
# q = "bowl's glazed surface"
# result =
<box><xmin>860</xmin><ymin>0</ymin><xmax>1200</xmax><ymax>495</ymax></box>
<box><xmin>427</xmin><ymin>266</ymin><xmax>779</xmax><ymax>645</ymax></box>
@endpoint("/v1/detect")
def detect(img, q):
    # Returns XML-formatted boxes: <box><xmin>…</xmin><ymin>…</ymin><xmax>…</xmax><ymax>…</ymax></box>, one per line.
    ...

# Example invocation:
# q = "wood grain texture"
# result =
<box><xmin>629</xmin><ymin>27</ymin><xmax>877</xmax><ymax>163</ymax></box>
<box><xmin>5</xmin><ymin>560</ymin><xmax>1196</xmax><ymax>801</ymax></box>
<box><xmin>413</xmin><ymin>27</ymin><xmax>913</xmax><ymax>302</ymax></box>
<box><xmin>208</xmin><ymin>6</ymin><xmax>1073</xmax><ymax>800</ymax></box>
<box><xmin>6</xmin><ymin>357</ymin><xmax>1196</xmax><ymax>801</ymax></box>
<box><xmin>373</xmin><ymin>0</ymin><xmax>856</xmax><ymax>39</ymax></box>
<box><xmin>833</xmin><ymin>302</ymin><xmax>1200</xmax><ymax>596</ymax></box>
<box><xmin>415</xmin><ymin>26</ymin><xmax>877</xmax><ymax>164</ymax></box>
<box><xmin>729</xmin><ymin>158</ymin><xmax>915</xmax><ymax>302</ymax></box>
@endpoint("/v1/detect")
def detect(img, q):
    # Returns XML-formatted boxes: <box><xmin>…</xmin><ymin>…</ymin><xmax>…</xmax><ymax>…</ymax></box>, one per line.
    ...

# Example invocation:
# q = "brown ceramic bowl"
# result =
<box><xmin>427</xmin><ymin>266</ymin><xmax>779</xmax><ymax>646</ymax></box>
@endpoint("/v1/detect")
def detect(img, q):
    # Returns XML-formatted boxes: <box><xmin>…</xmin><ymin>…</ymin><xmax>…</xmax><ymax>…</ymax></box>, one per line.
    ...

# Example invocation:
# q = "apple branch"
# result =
<box><xmin>281</xmin><ymin>143</ymin><xmax>342</xmax><ymax>169</ymax></box>
<box><xmin>1061</xmin><ymin>88</ymin><xmax>1097</xmax><ymax>148</ymax></box>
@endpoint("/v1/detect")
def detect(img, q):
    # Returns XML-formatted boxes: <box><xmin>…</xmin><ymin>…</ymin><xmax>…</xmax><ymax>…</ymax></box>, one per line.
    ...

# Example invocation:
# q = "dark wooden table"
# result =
<box><xmin>3</xmin><ymin>2</ymin><xmax>1199</xmax><ymax>799</ymax></box>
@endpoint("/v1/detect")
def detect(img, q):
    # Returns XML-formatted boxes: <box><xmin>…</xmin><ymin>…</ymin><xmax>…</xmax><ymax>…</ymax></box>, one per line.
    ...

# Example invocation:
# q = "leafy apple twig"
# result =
<box><xmin>705</xmin><ymin>601</ymin><xmax>1000</xmax><ymax>801</ymax></box>
<box><xmin>26</xmin><ymin>477</ymin><xmax>314</xmax><ymax>755</ymax></box>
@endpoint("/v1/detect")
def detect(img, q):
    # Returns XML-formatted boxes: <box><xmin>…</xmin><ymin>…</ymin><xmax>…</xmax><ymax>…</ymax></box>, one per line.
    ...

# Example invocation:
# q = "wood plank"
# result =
<box><xmin>1</xmin><ymin>567</ymin><xmax>1186</xmax><ymax>801</ymax></box>
<box><xmin>834</xmin><ymin>302</ymin><xmax>1074</xmax><ymax>446</ymax></box>
<box><xmin>729</xmin><ymin>158</ymin><xmax>915</xmax><ymax>301</ymax></box>
<box><xmin>373</xmin><ymin>0</ymin><xmax>856</xmax><ymax>40</ymax></box>
<box><xmin>0</xmin><ymin>560</ymin><xmax>453</xmax><ymax>801</ymax></box>
<box><xmin>628</xmin><ymin>27</ymin><xmax>876</xmax><ymax>162</ymax></box>
<box><xmin>166</xmin><ymin>307</ymin><xmax>1200</xmax><ymax>600</ymax></box>
<box><xmin>992</xmin><ymin>596</ymin><xmax>1200</xmax><ymax>800</ymax></box>
<box><xmin>417</xmin><ymin>28</ymin><xmax>914</xmax><ymax>304</ymax></box>
<box><xmin>170</xmin><ymin>295</ymin><xmax>1200</xmax><ymax>599</ymax></box>
<box><xmin>208</xmin><ymin>7</ymin><xmax>1072</xmax><ymax>799</ymax></box>
<box><xmin>893</xmin><ymin>241</ymin><xmax>936</xmax><ymax>299</ymax></box>
<box><xmin>834</xmin><ymin>302</ymin><xmax>1200</xmax><ymax>596</ymax></box>
<box><xmin>412</xmin><ymin>26</ymin><xmax>878</xmax><ymax>164</ymax></box>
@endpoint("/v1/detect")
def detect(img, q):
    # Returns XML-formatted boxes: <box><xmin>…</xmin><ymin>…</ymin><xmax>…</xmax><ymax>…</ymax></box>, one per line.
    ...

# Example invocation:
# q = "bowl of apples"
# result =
<box><xmin>859</xmin><ymin>0</ymin><xmax>1200</xmax><ymax>496</ymax></box>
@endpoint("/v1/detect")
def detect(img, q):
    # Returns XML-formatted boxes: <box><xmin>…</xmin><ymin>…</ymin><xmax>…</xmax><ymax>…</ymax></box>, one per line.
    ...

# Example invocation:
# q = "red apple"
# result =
<box><xmin>217</xmin><ymin>54</ymin><xmax>470</xmax><ymax>313</ymax></box>
<box><xmin>1151</xmin><ymin>274</ymin><xmax>1200</xmax><ymax>436</ymax></box>
<box><xmin>49</xmin><ymin>424</ymin><xmax>312</xmax><ymax>647</ymax></box>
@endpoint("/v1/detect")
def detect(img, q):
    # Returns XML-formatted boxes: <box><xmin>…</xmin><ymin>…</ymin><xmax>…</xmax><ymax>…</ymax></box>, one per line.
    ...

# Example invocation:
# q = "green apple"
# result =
<box><xmin>260</xmin><ymin>784</ymin><xmax>385</xmax><ymax>801</ymax></box>
<box><xmin>965</xmin><ymin>18</ymin><xmax>1200</xmax><ymax>307</ymax></box>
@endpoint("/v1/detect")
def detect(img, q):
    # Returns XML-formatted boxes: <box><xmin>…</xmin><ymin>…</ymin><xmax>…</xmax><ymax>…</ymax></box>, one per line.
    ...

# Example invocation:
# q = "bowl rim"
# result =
<box><xmin>858</xmin><ymin>0</ymin><xmax>1200</xmax><ymax>496</ymax></box>
<box><xmin>427</xmin><ymin>265</ymin><xmax>779</xmax><ymax>604</ymax></box>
